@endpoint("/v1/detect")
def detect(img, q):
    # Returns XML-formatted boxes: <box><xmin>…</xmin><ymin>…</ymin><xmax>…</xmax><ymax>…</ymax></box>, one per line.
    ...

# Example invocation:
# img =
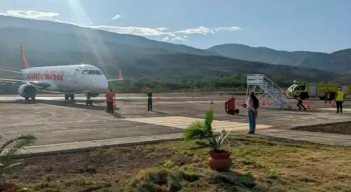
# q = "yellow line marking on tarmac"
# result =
<box><xmin>124</xmin><ymin>116</ymin><xmax>272</xmax><ymax>132</ymax></box>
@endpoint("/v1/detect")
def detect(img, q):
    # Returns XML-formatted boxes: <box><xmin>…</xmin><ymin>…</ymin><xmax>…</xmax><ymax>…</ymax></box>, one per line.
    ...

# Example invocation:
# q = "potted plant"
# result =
<box><xmin>0</xmin><ymin>135</ymin><xmax>36</xmax><ymax>192</ymax></box>
<box><xmin>185</xmin><ymin>109</ymin><xmax>232</xmax><ymax>172</ymax></box>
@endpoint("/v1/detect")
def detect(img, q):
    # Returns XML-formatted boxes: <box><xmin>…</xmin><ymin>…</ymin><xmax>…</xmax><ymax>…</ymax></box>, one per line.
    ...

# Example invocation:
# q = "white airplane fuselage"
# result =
<box><xmin>21</xmin><ymin>64</ymin><xmax>108</xmax><ymax>94</ymax></box>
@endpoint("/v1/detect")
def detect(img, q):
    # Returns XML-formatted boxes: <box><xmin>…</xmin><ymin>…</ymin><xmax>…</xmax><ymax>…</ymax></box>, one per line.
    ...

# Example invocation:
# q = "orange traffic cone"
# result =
<box><xmin>331</xmin><ymin>101</ymin><xmax>335</xmax><ymax>108</ymax></box>
<box><xmin>262</xmin><ymin>99</ymin><xmax>266</xmax><ymax>106</ymax></box>
<box><xmin>307</xmin><ymin>100</ymin><xmax>311</xmax><ymax>111</ymax></box>
<box><xmin>156</xmin><ymin>96</ymin><xmax>161</xmax><ymax>102</ymax></box>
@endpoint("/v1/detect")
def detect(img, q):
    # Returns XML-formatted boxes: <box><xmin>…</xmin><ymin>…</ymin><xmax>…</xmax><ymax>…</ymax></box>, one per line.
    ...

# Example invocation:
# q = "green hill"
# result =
<box><xmin>0</xmin><ymin>15</ymin><xmax>347</xmax><ymax>93</ymax></box>
<box><xmin>208</xmin><ymin>44</ymin><xmax>351</xmax><ymax>72</ymax></box>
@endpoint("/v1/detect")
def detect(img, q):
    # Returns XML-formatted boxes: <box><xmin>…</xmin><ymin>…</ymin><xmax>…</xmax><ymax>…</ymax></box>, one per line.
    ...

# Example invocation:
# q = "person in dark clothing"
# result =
<box><xmin>324</xmin><ymin>90</ymin><xmax>331</xmax><ymax>104</ymax></box>
<box><xmin>147</xmin><ymin>92</ymin><xmax>153</xmax><ymax>111</ymax></box>
<box><xmin>296</xmin><ymin>96</ymin><xmax>306</xmax><ymax>111</ymax></box>
<box><xmin>246</xmin><ymin>92</ymin><xmax>259</xmax><ymax>134</ymax></box>
<box><xmin>146</xmin><ymin>84</ymin><xmax>152</xmax><ymax>111</ymax></box>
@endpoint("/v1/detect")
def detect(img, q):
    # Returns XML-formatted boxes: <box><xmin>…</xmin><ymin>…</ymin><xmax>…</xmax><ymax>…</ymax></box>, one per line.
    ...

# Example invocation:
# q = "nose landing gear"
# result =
<box><xmin>86</xmin><ymin>93</ymin><xmax>93</xmax><ymax>106</ymax></box>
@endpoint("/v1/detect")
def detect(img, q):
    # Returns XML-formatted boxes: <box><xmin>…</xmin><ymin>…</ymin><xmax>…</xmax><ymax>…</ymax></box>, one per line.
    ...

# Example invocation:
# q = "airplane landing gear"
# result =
<box><xmin>25</xmin><ymin>97</ymin><xmax>35</xmax><ymax>102</ymax></box>
<box><xmin>70</xmin><ymin>93</ymin><xmax>75</xmax><ymax>101</ymax></box>
<box><xmin>65</xmin><ymin>93</ymin><xmax>75</xmax><ymax>101</ymax></box>
<box><xmin>65</xmin><ymin>93</ymin><xmax>69</xmax><ymax>101</ymax></box>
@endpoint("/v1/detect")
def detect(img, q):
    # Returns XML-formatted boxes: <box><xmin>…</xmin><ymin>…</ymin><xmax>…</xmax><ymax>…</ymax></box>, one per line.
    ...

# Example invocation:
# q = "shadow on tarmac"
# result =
<box><xmin>7</xmin><ymin>99</ymin><xmax>106</xmax><ymax>111</ymax></box>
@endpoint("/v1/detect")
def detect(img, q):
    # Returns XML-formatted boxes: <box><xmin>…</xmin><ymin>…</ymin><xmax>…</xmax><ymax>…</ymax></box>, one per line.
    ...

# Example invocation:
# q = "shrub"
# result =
<box><xmin>185</xmin><ymin>109</ymin><xmax>230</xmax><ymax>152</ymax></box>
<box><xmin>0</xmin><ymin>135</ymin><xmax>36</xmax><ymax>183</ymax></box>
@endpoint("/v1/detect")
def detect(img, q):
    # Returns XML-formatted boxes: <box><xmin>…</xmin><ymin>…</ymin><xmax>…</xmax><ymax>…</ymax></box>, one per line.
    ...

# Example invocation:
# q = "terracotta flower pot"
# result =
<box><xmin>0</xmin><ymin>183</ymin><xmax>19</xmax><ymax>192</ymax></box>
<box><xmin>208</xmin><ymin>150</ymin><xmax>232</xmax><ymax>172</ymax></box>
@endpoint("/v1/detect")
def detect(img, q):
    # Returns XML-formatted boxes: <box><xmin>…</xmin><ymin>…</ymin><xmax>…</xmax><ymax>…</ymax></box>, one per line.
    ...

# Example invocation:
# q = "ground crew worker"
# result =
<box><xmin>336</xmin><ymin>88</ymin><xmax>345</xmax><ymax>113</ymax></box>
<box><xmin>105</xmin><ymin>89</ymin><xmax>115</xmax><ymax>114</ymax></box>
<box><xmin>146</xmin><ymin>84</ymin><xmax>152</xmax><ymax>111</ymax></box>
<box><xmin>324</xmin><ymin>90</ymin><xmax>331</xmax><ymax>104</ymax></box>
<box><xmin>296</xmin><ymin>96</ymin><xmax>306</xmax><ymax>111</ymax></box>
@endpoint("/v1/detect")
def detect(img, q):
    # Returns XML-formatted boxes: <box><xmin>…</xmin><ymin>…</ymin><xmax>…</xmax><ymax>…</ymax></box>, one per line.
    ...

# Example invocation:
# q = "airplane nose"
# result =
<box><xmin>100</xmin><ymin>78</ymin><xmax>108</xmax><ymax>90</ymax></box>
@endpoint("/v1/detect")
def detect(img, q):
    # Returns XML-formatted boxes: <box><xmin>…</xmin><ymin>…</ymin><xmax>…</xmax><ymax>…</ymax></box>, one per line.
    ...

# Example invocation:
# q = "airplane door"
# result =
<box><xmin>66</xmin><ymin>71</ymin><xmax>73</xmax><ymax>81</ymax></box>
<box><xmin>80</xmin><ymin>69</ymin><xmax>88</xmax><ymax>79</ymax></box>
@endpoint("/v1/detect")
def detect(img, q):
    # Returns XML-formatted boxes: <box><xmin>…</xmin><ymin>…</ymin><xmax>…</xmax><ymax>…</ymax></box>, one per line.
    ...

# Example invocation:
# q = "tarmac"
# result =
<box><xmin>0</xmin><ymin>93</ymin><xmax>350</xmax><ymax>156</ymax></box>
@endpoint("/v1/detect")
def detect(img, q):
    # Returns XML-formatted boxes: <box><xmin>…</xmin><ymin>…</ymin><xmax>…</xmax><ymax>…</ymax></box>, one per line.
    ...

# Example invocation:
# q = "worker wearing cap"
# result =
<box><xmin>335</xmin><ymin>88</ymin><xmax>345</xmax><ymax>113</ymax></box>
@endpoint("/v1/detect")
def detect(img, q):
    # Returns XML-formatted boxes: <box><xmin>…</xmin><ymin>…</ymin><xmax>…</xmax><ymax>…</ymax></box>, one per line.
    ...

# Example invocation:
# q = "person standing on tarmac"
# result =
<box><xmin>246</xmin><ymin>92</ymin><xmax>259</xmax><ymax>134</ymax></box>
<box><xmin>146</xmin><ymin>84</ymin><xmax>152</xmax><ymax>111</ymax></box>
<box><xmin>336</xmin><ymin>88</ymin><xmax>345</xmax><ymax>113</ymax></box>
<box><xmin>296</xmin><ymin>96</ymin><xmax>306</xmax><ymax>111</ymax></box>
<box><xmin>324</xmin><ymin>90</ymin><xmax>331</xmax><ymax>104</ymax></box>
<box><xmin>105</xmin><ymin>89</ymin><xmax>115</xmax><ymax>114</ymax></box>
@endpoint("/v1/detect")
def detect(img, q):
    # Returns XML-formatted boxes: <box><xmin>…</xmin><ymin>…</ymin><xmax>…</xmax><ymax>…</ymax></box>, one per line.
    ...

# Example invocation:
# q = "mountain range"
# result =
<box><xmin>208</xmin><ymin>44</ymin><xmax>351</xmax><ymax>72</ymax></box>
<box><xmin>0</xmin><ymin>15</ymin><xmax>349</xmax><ymax>83</ymax></box>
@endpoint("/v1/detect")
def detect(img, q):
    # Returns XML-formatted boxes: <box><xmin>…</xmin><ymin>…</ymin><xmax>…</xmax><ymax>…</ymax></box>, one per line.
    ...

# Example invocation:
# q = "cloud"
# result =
<box><xmin>177</xmin><ymin>26</ymin><xmax>214</xmax><ymax>35</ymax></box>
<box><xmin>2</xmin><ymin>10</ymin><xmax>59</xmax><ymax>20</ymax></box>
<box><xmin>215</xmin><ymin>26</ymin><xmax>242</xmax><ymax>32</ymax></box>
<box><xmin>0</xmin><ymin>9</ymin><xmax>241</xmax><ymax>43</ymax></box>
<box><xmin>162</xmin><ymin>36</ymin><xmax>170</xmax><ymax>41</ymax></box>
<box><xmin>111</xmin><ymin>14</ymin><xmax>122</xmax><ymax>20</ymax></box>
<box><xmin>90</xmin><ymin>25</ymin><xmax>241</xmax><ymax>42</ymax></box>
<box><xmin>176</xmin><ymin>26</ymin><xmax>242</xmax><ymax>35</ymax></box>
<box><xmin>170</xmin><ymin>36</ymin><xmax>187</xmax><ymax>42</ymax></box>
<box><xmin>90</xmin><ymin>25</ymin><xmax>169</xmax><ymax>36</ymax></box>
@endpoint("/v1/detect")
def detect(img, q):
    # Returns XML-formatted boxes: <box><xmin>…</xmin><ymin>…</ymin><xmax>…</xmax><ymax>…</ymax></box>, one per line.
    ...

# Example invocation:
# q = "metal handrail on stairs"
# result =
<box><xmin>247</xmin><ymin>74</ymin><xmax>290</xmax><ymax>109</ymax></box>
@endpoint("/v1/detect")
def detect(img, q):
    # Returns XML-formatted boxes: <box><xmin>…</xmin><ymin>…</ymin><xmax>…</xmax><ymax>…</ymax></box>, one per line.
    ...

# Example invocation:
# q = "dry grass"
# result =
<box><xmin>3</xmin><ymin>135</ymin><xmax>351</xmax><ymax>192</ymax></box>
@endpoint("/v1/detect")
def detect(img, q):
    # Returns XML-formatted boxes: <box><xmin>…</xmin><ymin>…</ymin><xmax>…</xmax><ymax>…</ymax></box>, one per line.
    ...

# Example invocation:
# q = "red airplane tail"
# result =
<box><xmin>20</xmin><ymin>43</ymin><xmax>30</xmax><ymax>69</ymax></box>
<box><xmin>118</xmin><ymin>69</ymin><xmax>124</xmax><ymax>80</ymax></box>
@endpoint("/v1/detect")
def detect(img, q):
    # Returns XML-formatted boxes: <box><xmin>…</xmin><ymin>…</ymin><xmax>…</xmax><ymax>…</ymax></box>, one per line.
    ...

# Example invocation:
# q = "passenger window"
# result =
<box><xmin>82</xmin><ymin>70</ymin><xmax>89</xmax><ymax>75</ymax></box>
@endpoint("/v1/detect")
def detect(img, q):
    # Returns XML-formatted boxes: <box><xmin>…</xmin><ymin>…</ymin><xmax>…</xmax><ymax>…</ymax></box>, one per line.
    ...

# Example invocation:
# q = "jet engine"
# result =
<box><xmin>18</xmin><ymin>84</ymin><xmax>37</xmax><ymax>100</ymax></box>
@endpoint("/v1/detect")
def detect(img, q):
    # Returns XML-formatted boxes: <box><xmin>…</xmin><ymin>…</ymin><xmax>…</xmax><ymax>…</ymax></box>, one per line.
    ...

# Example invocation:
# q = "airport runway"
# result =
<box><xmin>0</xmin><ymin>93</ymin><xmax>350</xmax><ymax>152</ymax></box>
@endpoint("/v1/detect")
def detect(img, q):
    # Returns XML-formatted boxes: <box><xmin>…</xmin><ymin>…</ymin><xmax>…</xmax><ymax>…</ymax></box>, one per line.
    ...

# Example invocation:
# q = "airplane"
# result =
<box><xmin>0</xmin><ymin>44</ymin><xmax>123</xmax><ymax>105</ymax></box>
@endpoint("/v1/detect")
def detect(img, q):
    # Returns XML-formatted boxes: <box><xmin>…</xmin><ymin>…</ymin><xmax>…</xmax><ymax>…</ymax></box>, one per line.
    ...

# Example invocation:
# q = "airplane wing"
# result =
<box><xmin>0</xmin><ymin>78</ymin><xmax>51</xmax><ymax>89</ymax></box>
<box><xmin>108</xmin><ymin>78</ymin><xmax>124</xmax><ymax>82</ymax></box>
<box><xmin>0</xmin><ymin>78</ymin><xmax>26</xmax><ymax>84</ymax></box>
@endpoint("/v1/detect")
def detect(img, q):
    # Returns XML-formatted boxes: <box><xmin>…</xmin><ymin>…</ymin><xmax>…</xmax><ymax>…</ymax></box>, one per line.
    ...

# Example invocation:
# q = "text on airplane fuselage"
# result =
<box><xmin>28</xmin><ymin>71</ymin><xmax>65</xmax><ymax>81</ymax></box>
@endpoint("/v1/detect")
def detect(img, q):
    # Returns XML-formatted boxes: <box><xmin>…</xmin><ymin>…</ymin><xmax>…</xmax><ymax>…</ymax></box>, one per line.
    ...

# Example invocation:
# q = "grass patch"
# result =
<box><xmin>3</xmin><ymin>135</ymin><xmax>351</xmax><ymax>191</ymax></box>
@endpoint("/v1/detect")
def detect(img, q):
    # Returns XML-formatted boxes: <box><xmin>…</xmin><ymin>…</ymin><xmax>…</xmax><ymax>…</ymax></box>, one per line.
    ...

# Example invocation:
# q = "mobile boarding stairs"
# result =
<box><xmin>246</xmin><ymin>74</ymin><xmax>291</xmax><ymax>109</ymax></box>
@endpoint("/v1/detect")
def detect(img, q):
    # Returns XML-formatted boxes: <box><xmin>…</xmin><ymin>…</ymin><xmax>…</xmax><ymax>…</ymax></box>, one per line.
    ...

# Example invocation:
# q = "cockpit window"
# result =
<box><xmin>82</xmin><ymin>70</ymin><xmax>102</xmax><ymax>75</ymax></box>
<box><xmin>296</xmin><ymin>85</ymin><xmax>306</xmax><ymax>91</ymax></box>
<box><xmin>287</xmin><ymin>85</ymin><xmax>297</xmax><ymax>91</ymax></box>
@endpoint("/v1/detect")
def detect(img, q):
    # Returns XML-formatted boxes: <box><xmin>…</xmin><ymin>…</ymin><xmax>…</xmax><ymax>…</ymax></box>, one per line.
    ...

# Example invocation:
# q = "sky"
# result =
<box><xmin>0</xmin><ymin>0</ymin><xmax>350</xmax><ymax>53</ymax></box>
